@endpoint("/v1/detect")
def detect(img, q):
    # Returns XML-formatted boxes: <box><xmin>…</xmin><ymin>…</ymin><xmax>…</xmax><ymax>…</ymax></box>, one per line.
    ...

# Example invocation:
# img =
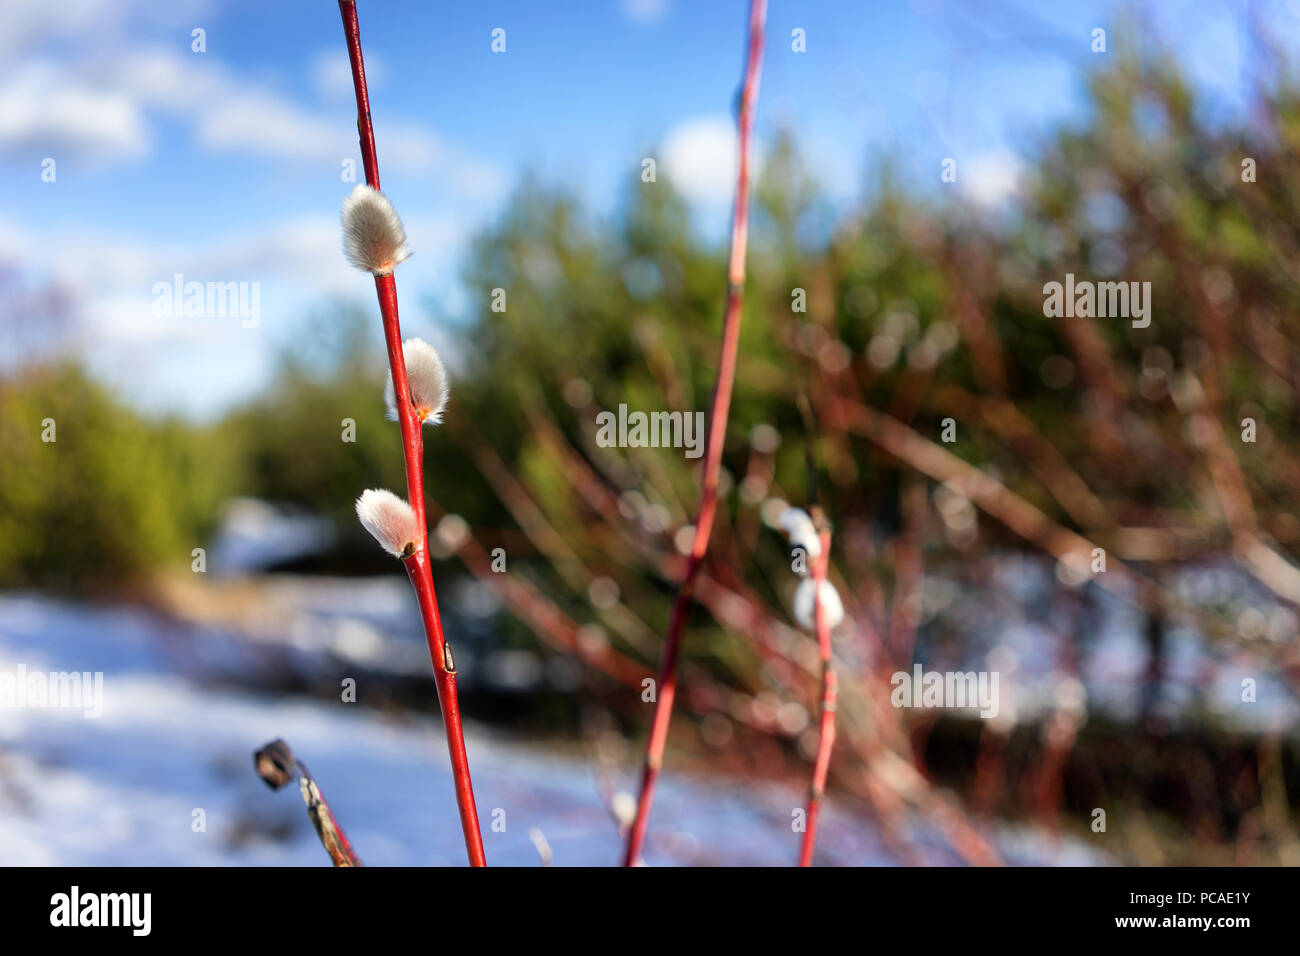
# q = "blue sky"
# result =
<box><xmin>0</xmin><ymin>0</ymin><xmax>1288</xmax><ymax>418</ymax></box>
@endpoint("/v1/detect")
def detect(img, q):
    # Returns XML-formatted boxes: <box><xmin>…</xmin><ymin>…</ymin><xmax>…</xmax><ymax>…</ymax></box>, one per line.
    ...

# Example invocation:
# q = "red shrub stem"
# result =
<box><xmin>622</xmin><ymin>0</ymin><xmax>767</xmax><ymax>867</ymax></box>
<box><xmin>374</xmin><ymin>274</ymin><xmax>428</xmax><ymax>538</ymax></box>
<box><xmin>339</xmin><ymin>0</ymin><xmax>380</xmax><ymax>191</ymax></box>
<box><xmin>404</xmin><ymin>551</ymin><xmax>487</xmax><ymax>867</ymax></box>
<box><xmin>799</xmin><ymin>526</ymin><xmax>837</xmax><ymax>866</ymax></box>
<box><xmin>339</xmin><ymin>0</ymin><xmax>485</xmax><ymax>867</ymax></box>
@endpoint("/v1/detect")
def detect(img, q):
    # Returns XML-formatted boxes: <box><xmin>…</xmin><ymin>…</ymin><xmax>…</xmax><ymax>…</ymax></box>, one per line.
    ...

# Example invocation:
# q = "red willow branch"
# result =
<box><xmin>794</xmin><ymin>394</ymin><xmax>838</xmax><ymax>866</ymax></box>
<box><xmin>799</xmin><ymin>520</ymin><xmax>837</xmax><ymax>866</ymax></box>
<box><xmin>337</xmin><ymin>0</ymin><xmax>486</xmax><ymax>867</ymax></box>
<box><xmin>340</xmin><ymin>0</ymin><xmax>380</xmax><ymax>190</ymax></box>
<box><xmin>622</xmin><ymin>0</ymin><xmax>768</xmax><ymax>867</ymax></box>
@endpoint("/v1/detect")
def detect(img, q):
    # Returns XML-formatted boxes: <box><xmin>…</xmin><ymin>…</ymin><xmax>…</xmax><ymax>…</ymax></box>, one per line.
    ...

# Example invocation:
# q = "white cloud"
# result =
<box><xmin>381</xmin><ymin>121</ymin><xmax>508</xmax><ymax>199</ymax></box>
<box><xmin>1</xmin><ymin>208</ymin><xmax>469</xmax><ymax>347</ymax></box>
<box><xmin>0</xmin><ymin>61</ymin><xmax>149</xmax><ymax>160</ymax></box>
<box><xmin>35</xmin><ymin>206</ymin><xmax>470</xmax><ymax>416</ymax></box>
<box><xmin>0</xmin><ymin>45</ymin><xmax>505</xmax><ymax>199</ymax></box>
<box><xmin>33</xmin><ymin>217</ymin><xmax>359</xmax><ymax>300</ymax></box>
<box><xmin>108</xmin><ymin>47</ymin><xmax>222</xmax><ymax>112</ymax></box>
<box><xmin>622</xmin><ymin>0</ymin><xmax>670</xmax><ymax>25</ymax></box>
<box><xmin>0</xmin><ymin>0</ymin><xmax>209</xmax><ymax>58</ymax></box>
<box><xmin>197</xmin><ymin>87</ymin><xmax>341</xmax><ymax>162</ymax></box>
<box><xmin>195</xmin><ymin>94</ymin><xmax>504</xmax><ymax>198</ymax></box>
<box><xmin>662</xmin><ymin>116</ymin><xmax>746</xmax><ymax>206</ymax></box>
<box><xmin>960</xmin><ymin>151</ymin><xmax>1024</xmax><ymax>209</ymax></box>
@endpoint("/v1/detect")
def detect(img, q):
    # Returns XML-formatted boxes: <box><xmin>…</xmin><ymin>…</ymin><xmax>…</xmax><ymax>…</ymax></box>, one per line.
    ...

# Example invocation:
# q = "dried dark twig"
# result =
<box><xmin>255</xmin><ymin>739</ymin><xmax>362</xmax><ymax>868</ymax></box>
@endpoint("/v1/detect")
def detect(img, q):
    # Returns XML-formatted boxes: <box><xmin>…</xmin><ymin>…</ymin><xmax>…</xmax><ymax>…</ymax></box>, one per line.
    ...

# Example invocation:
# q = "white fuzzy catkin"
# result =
<box><xmin>384</xmin><ymin>338</ymin><xmax>449</xmax><ymax>425</ymax></box>
<box><xmin>793</xmin><ymin>577</ymin><xmax>844</xmax><ymax>631</ymax></box>
<box><xmin>779</xmin><ymin>506</ymin><xmax>822</xmax><ymax>559</ymax></box>
<box><xmin>355</xmin><ymin>488</ymin><xmax>420</xmax><ymax>557</ymax></box>
<box><xmin>341</xmin><ymin>184</ymin><xmax>410</xmax><ymax>274</ymax></box>
<box><xmin>610</xmin><ymin>791</ymin><xmax>637</xmax><ymax>828</ymax></box>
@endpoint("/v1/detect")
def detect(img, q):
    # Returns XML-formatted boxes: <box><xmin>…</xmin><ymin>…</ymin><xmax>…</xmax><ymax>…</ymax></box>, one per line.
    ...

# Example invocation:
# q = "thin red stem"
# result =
<box><xmin>799</xmin><ymin>526</ymin><xmax>836</xmax><ymax>866</ymax></box>
<box><xmin>622</xmin><ymin>0</ymin><xmax>767</xmax><ymax>867</ymax></box>
<box><xmin>404</xmin><ymin>552</ymin><xmax>486</xmax><ymax>867</ymax></box>
<box><xmin>339</xmin><ymin>0</ymin><xmax>380</xmax><ymax>191</ymax></box>
<box><xmin>339</xmin><ymin>0</ymin><xmax>485</xmax><ymax>867</ymax></box>
<box><xmin>375</xmin><ymin>275</ymin><xmax>428</xmax><ymax>541</ymax></box>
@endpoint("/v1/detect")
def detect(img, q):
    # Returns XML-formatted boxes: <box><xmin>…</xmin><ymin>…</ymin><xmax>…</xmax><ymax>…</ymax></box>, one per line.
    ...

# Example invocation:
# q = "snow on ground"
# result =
<box><xmin>0</xmin><ymin>593</ymin><xmax>1105</xmax><ymax>866</ymax></box>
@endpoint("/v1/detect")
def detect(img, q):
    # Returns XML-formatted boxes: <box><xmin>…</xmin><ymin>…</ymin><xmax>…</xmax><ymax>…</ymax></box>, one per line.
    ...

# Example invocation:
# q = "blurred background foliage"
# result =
<box><xmin>0</xmin><ymin>46</ymin><xmax>1296</xmax><ymax>659</ymax></box>
<box><xmin>2</xmin><ymin>48</ymin><xmax>1296</xmax><ymax>636</ymax></box>
<box><xmin>5</xmin><ymin>48</ymin><xmax>1300</xmax><ymax>861</ymax></box>
<box><xmin>0</xmin><ymin>363</ymin><xmax>228</xmax><ymax>592</ymax></box>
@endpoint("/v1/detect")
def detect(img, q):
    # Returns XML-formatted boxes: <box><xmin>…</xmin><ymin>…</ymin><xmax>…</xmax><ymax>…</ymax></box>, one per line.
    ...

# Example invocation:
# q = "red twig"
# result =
<box><xmin>340</xmin><ymin>0</ymin><xmax>380</xmax><ymax>191</ymax></box>
<box><xmin>799</xmin><ymin>522</ymin><xmax>837</xmax><ymax>866</ymax></box>
<box><xmin>622</xmin><ymin>0</ymin><xmax>767</xmax><ymax>867</ymax></box>
<box><xmin>337</xmin><ymin>0</ymin><xmax>486</xmax><ymax>867</ymax></box>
